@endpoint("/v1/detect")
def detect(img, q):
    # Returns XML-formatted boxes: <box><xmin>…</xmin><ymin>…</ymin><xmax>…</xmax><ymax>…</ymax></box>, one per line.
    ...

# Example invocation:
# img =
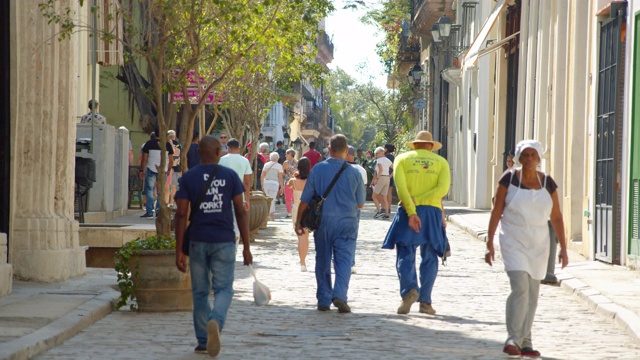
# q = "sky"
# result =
<box><xmin>325</xmin><ymin>1</ymin><xmax>388</xmax><ymax>89</ymax></box>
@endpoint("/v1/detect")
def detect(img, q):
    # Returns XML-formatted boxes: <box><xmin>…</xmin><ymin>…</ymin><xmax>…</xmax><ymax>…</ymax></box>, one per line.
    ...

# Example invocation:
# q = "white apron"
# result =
<box><xmin>498</xmin><ymin>171</ymin><xmax>553</xmax><ymax>280</ymax></box>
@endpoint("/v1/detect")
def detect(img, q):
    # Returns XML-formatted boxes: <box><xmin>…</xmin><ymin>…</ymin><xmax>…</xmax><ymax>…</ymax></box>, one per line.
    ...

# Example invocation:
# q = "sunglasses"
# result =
<box><xmin>220</xmin><ymin>136</ymin><xmax>227</xmax><ymax>139</ymax></box>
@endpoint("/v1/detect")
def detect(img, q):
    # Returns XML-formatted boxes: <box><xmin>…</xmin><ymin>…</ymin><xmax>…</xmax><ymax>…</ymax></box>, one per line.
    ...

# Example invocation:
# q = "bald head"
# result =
<box><xmin>198</xmin><ymin>135</ymin><xmax>222</xmax><ymax>164</ymax></box>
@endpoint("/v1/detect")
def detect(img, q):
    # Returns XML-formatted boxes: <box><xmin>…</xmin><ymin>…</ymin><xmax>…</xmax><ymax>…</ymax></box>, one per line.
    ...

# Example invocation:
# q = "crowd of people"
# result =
<box><xmin>134</xmin><ymin>128</ymin><xmax>569</xmax><ymax>359</ymax></box>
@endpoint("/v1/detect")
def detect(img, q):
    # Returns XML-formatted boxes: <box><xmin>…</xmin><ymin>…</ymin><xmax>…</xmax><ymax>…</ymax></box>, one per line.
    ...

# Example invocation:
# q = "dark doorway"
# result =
<box><xmin>439</xmin><ymin>80</ymin><xmax>449</xmax><ymax>159</ymax></box>
<box><xmin>503</xmin><ymin>0</ymin><xmax>521</xmax><ymax>169</ymax></box>
<box><xmin>594</xmin><ymin>6</ymin><xmax>626</xmax><ymax>264</ymax></box>
<box><xmin>0</xmin><ymin>0</ymin><xmax>10</xmax><ymax>258</ymax></box>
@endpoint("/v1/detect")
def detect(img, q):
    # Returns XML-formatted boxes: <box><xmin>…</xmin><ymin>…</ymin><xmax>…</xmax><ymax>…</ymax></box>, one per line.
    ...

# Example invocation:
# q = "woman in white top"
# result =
<box><xmin>287</xmin><ymin>157</ymin><xmax>311</xmax><ymax>271</ymax></box>
<box><xmin>261</xmin><ymin>152</ymin><xmax>284</xmax><ymax>220</ymax></box>
<box><xmin>371</xmin><ymin>146</ymin><xmax>393</xmax><ymax>219</ymax></box>
<box><xmin>486</xmin><ymin>140</ymin><xmax>568</xmax><ymax>357</ymax></box>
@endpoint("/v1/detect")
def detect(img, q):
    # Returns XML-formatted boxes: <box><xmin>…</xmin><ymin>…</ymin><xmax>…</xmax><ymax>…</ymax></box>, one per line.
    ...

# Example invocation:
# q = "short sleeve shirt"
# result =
<box><xmin>219</xmin><ymin>153</ymin><xmax>253</xmax><ymax>181</ymax></box>
<box><xmin>262</xmin><ymin>162</ymin><xmax>283</xmax><ymax>182</ymax></box>
<box><xmin>301</xmin><ymin>158</ymin><xmax>366</xmax><ymax>218</ymax></box>
<box><xmin>499</xmin><ymin>170</ymin><xmax>558</xmax><ymax>194</ymax></box>
<box><xmin>142</xmin><ymin>139</ymin><xmax>174</xmax><ymax>172</ymax></box>
<box><xmin>80</xmin><ymin>112</ymin><xmax>106</xmax><ymax>124</ymax></box>
<box><xmin>175</xmin><ymin>164</ymin><xmax>244</xmax><ymax>243</ymax></box>
<box><xmin>303</xmin><ymin>149</ymin><xmax>322</xmax><ymax>168</ymax></box>
<box><xmin>376</xmin><ymin>156</ymin><xmax>393</xmax><ymax>176</ymax></box>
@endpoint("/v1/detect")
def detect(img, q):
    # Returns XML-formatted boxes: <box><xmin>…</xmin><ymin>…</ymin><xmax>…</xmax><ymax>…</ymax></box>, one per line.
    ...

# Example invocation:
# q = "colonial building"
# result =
<box><xmin>409</xmin><ymin>0</ymin><xmax>639</xmax><ymax>267</ymax></box>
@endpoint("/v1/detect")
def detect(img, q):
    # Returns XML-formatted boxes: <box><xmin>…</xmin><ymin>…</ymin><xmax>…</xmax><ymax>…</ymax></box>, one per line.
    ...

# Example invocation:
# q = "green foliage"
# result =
<box><xmin>325</xmin><ymin>68</ymin><xmax>378</xmax><ymax>149</ymax></box>
<box><xmin>361</xmin><ymin>0</ymin><xmax>411</xmax><ymax>74</ymax></box>
<box><xmin>39</xmin><ymin>0</ymin><xmax>333</xmax><ymax>236</ymax></box>
<box><xmin>113</xmin><ymin>235</ymin><xmax>176</xmax><ymax>311</ymax></box>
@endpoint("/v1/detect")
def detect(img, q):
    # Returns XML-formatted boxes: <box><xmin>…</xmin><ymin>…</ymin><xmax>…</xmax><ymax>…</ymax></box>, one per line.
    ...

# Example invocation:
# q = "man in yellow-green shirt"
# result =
<box><xmin>382</xmin><ymin>131</ymin><xmax>450</xmax><ymax>316</ymax></box>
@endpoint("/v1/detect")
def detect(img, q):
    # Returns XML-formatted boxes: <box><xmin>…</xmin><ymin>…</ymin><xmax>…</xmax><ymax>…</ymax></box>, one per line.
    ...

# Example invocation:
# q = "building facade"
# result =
<box><xmin>410</xmin><ymin>0</ymin><xmax>639</xmax><ymax>267</ymax></box>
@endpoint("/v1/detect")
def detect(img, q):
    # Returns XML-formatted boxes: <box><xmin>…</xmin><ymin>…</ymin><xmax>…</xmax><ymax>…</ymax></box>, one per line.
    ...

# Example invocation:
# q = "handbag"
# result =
<box><xmin>182</xmin><ymin>165</ymin><xmax>219</xmax><ymax>256</ymax></box>
<box><xmin>300</xmin><ymin>162</ymin><xmax>349</xmax><ymax>232</ymax></box>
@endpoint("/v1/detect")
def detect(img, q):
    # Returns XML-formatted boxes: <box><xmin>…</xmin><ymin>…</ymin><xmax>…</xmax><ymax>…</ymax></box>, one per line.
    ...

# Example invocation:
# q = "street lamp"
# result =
<box><xmin>436</xmin><ymin>15</ymin><xmax>452</xmax><ymax>39</ymax></box>
<box><xmin>408</xmin><ymin>64</ymin><xmax>423</xmax><ymax>87</ymax></box>
<box><xmin>430</xmin><ymin>24</ymin><xmax>441</xmax><ymax>44</ymax></box>
<box><xmin>292</xmin><ymin>138</ymin><xmax>302</xmax><ymax>152</ymax></box>
<box><xmin>283</xmin><ymin>131</ymin><xmax>290</xmax><ymax>147</ymax></box>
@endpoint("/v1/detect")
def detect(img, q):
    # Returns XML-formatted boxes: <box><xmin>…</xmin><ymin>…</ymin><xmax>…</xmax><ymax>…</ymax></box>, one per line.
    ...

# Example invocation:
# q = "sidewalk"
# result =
<box><xmin>0</xmin><ymin>201</ymin><xmax>639</xmax><ymax>359</ymax></box>
<box><xmin>444</xmin><ymin>200</ymin><xmax>640</xmax><ymax>341</ymax></box>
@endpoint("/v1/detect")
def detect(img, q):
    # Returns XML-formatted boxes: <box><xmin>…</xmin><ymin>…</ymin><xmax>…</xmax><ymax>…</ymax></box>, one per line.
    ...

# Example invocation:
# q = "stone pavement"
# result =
<box><xmin>1</xmin><ymin>202</ymin><xmax>640</xmax><ymax>359</ymax></box>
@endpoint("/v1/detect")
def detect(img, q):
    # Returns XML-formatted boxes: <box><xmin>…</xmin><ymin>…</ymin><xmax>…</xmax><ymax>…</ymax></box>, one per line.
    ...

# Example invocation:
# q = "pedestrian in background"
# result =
<box><xmin>186</xmin><ymin>132</ymin><xmax>200</xmax><ymax>171</ymax></box>
<box><xmin>485</xmin><ymin>139</ymin><xmax>569</xmax><ymax>357</ymax></box>
<box><xmin>382</xmin><ymin>131</ymin><xmax>450</xmax><ymax>316</ymax></box>
<box><xmin>346</xmin><ymin>145</ymin><xmax>367</xmax><ymax>274</ymax></box>
<box><xmin>174</xmin><ymin>135</ymin><xmax>252</xmax><ymax>357</ymax></box>
<box><xmin>282</xmin><ymin>149</ymin><xmax>298</xmax><ymax>218</ymax></box>
<box><xmin>139</xmin><ymin>128</ymin><xmax>174</xmax><ymax>218</ymax></box>
<box><xmin>506</xmin><ymin>154</ymin><xmax>515</xmax><ymax>171</ymax></box>
<box><xmin>384</xmin><ymin>143</ymin><xmax>396</xmax><ymax>214</ymax></box>
<box><xmin>219</xmin><ymin>138</ymin><xmax>253</xmax><ymax>242</ymax></box>
<box><xmin>261</xmin><ymin>152</ymin><xmax>284</xmax><ymax>221</ymax></box>
<box><xmin>371</xmin><ymin>146</ymin><xmax>393</xmax><ymax>220</ymax></box>
<box><xmin>303</xmin><ymin>141</ymin><xmax>322</xmax><ymax>168</ymax></box>
<box><xmin>219</xmin><ymin>132</ymin><xmax>229</xmax><ymax>156</ymax></box>
<box><xmin>295</xmin><ymin>134</ymin><xmax>365</xmax><ymax>313</ymax></box>
<box><xmin>288</xmin><ymin>157</ymin><xmax>311</xmax><ymax>271</ymax></box>
<box><xmin>80</xmin><ymin>100</ymin><xmax>106</xmax><ymax>124</ymax></box>
<box><xmin>166</xmin><ymin>130</ymin><xmax>181</xmax><ymax>208</ymax></box>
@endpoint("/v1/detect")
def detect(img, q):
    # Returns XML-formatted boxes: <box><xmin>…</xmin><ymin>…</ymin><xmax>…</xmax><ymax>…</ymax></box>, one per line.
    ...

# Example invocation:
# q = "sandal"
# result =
<box><xmin>521</xmin><ymin>347</ymin><xmax>541</xmax><ymax>357</ymax></box>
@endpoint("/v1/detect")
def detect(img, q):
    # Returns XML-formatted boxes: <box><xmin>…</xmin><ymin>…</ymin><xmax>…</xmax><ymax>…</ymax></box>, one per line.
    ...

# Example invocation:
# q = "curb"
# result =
<box><xmin>447</xmin><ymin>215</ymin><xmax>640</xmax><ymax>342</ymax></box>
<box><xmin>0</xmin><ymin>290</ymin><xmax>119</xmax><ymax>360</ymax></box>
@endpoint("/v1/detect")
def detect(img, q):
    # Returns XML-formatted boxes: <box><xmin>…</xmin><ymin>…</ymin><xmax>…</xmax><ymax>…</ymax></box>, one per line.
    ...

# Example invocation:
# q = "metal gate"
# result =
<box><xmin>595</xmin><ymin>8</ymin><xmax>626</xmax><ymax>264</ymax></box>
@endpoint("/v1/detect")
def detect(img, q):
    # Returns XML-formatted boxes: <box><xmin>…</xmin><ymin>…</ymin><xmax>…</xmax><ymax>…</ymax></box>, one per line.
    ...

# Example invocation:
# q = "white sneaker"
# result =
<box><xmin>301</xmin><ymin>264</ymin><xmax>307</xmax><ymax>272</ymax></box>
<box><xmin>351</xmin><ymin>266</ymin><xmax>357</xmax><ymax>274</ymax></box>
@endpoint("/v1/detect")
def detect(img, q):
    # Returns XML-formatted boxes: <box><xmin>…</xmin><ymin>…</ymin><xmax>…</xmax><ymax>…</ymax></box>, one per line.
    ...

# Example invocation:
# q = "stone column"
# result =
<box><xmin>9</xmin><ymin>0</ymin><xmax>85</xmax><ymax>281</ymax></box>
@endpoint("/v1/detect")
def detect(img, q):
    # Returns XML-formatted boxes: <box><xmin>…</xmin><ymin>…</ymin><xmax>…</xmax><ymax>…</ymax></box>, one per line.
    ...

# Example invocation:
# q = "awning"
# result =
<box><xmin>462</xmin><ymin>0</ymin><xmax>508</xmax><ymax>70</ymax></box>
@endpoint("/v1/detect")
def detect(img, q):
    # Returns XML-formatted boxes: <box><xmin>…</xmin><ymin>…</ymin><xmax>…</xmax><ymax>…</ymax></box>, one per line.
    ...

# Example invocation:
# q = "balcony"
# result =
<box><xmin>317</xmin><ymin>31</ymin><xmax>334</xmax><ymax>68</ymax></box>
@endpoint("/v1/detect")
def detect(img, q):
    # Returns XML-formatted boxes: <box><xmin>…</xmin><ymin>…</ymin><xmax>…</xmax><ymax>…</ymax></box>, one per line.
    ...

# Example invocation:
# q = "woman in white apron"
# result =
<box><xmin>485</xmin><ymin>140</ymin><xmax>569</xmax><ymax>357</ymax></box>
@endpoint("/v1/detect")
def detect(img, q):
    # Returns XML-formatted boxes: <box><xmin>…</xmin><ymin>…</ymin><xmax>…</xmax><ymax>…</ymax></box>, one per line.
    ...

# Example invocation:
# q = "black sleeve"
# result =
<box><xmin>166</xmin><ymin>142</ymin><xmax>175</xmax><ymax>155</ymax></box>
<box><xmin>498</xmin><ymin>171</ymin><xmax>512</xmax><ymax>188</ymax></box>
<box><xmin>546</xmin><ymin>175</ymin><xmax>558</xmax><ymax>194</ymax></box>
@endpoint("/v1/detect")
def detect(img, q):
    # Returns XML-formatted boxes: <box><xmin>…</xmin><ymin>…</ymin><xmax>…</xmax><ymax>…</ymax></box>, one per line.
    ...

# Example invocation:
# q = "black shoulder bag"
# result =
<box><xmin>182</xmin><ymin>165</ymin><xmax>219</xmax><ymax>255</ymax></box>
<box><xmin>300</xmin><ymin>162</ymin><xmax>349</xmax><ymax>232</ymax></box>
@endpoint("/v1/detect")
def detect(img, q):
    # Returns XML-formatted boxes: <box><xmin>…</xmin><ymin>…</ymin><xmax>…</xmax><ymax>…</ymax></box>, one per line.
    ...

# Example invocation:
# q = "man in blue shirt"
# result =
<box><xmin>295</xmin><ymin>134</ymin><xmax>365</xmax><ymax>313</ymax></box>
<box><xmin>174</xmin><ymin>135</ymin><xmax>253</xmax><ymax>357</ymax></box>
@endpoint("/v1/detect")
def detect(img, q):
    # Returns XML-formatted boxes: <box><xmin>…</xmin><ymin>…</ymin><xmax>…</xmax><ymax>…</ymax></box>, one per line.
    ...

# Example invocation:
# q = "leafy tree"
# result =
<box><xmin>39</xmin><ymin>0</ymin><xmax>332</xmax><ymax>236</ymax></box>
<box><xmin>325</xmin><ymin>68</ymin><xmax>370</xmax><ymax>148</ymax></box>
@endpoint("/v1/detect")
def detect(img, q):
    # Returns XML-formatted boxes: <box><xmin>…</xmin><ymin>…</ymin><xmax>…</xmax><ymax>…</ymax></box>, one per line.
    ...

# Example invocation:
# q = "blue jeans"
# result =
<box><xmin>189</xmin><ymin>241</ymin><xmax>236</xmax><ymax>347</ymax></box>
<box><xmin>143</xmin><ymin>169</ymin><xmax>159</xmax><ymax>215</ymax></box>
<box><xmin>396</xmin><ymin>242</ymin><xmax>439</xmax><ymax>304</ymax></box>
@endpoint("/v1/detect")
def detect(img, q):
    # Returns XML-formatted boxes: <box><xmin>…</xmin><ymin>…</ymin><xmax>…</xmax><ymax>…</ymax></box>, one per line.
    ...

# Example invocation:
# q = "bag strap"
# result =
<box><xmin>189</xmin><ymin>164</ymin><xmax>219</xmax><ymax>222</ymax></box>
<box><xmin>320</xmin><ymin>161</ymin><xmax>350</xmax><ymax>201</ymax></box>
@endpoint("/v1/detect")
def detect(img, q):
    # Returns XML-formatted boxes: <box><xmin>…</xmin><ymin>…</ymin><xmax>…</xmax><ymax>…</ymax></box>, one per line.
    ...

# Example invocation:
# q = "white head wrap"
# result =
<box><xmin>514</xmin><ymin>140</ymin><xmax>544</xmax><ymax>164</ymax></box>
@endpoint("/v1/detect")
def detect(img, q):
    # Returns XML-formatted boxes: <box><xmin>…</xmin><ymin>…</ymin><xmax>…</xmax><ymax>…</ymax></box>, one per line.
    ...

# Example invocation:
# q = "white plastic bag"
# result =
<box><xmin>249</xmin><ymin>265</ymin><xmax>271</xmax><ymax>306</ymax></box>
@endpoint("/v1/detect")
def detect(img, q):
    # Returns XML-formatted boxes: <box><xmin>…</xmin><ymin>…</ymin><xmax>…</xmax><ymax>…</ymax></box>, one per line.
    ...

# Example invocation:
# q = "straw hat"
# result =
<box><xmin>406</xmin><ymin>131</ymin><xmax>442</xmax><ymax>151</ymax></box>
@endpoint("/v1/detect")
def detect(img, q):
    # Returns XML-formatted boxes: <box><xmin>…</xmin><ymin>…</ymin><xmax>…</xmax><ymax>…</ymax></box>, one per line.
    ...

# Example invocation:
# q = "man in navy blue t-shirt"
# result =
<box><xmin>174</xmin><ymin>135</ymin><xmax>252</xmax><ymax>357</ymax></box>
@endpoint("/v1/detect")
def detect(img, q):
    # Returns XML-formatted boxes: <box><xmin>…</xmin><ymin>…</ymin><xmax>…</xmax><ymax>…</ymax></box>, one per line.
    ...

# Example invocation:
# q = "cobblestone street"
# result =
<box><xmin>37</xmin><ymin>204</ymin><xmax>640</xmax><ymax>359</ymax></box>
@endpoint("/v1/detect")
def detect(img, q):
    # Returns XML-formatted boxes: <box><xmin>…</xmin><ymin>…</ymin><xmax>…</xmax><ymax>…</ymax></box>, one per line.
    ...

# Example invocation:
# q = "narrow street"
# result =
<box><xmin>37</xmin><ymin>204</ymin><xmax>640</xmax><ymax>359</ymax></box>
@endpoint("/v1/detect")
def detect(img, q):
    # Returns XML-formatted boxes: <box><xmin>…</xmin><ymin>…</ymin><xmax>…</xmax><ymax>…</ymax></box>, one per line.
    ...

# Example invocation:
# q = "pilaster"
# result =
<box><xmin>9</xmin><ymin>0</ymin><xmax>85</xmax><ymax>281</ymax></box>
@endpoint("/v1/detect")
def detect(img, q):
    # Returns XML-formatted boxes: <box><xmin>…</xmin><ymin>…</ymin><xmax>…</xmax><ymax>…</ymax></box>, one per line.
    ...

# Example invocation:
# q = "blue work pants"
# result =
<box><xmin>314</xmin><ymin>215</ymin><xmax>358</xmax><ymax>307</ymax></box>
<box><xmin>396</xmin><ymin>242</ymin><xmax>439</xmax><ymax>304</ymax></box>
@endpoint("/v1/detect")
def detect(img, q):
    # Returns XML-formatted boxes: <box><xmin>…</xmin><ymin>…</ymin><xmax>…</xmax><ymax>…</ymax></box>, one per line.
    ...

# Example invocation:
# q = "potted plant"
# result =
<box><xmin>114</xmin><ymin>235</ymin><xmax>192</xmax><ymax>312</ymax></box>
